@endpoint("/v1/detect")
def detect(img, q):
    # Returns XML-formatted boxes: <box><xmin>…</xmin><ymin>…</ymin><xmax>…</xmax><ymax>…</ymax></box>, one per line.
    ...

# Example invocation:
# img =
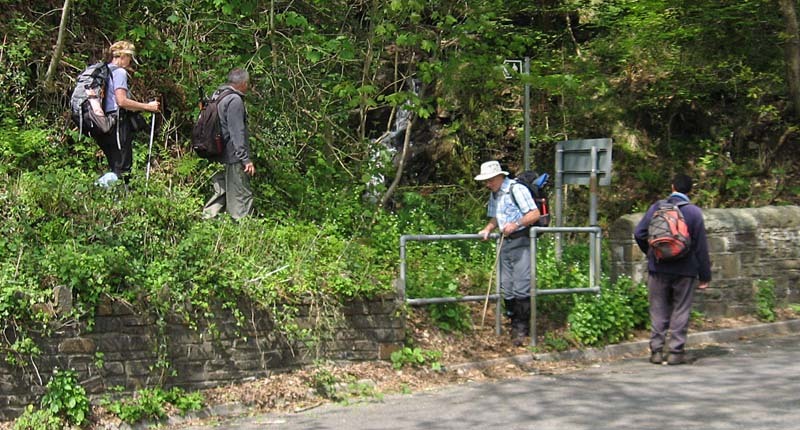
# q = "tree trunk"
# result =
<box><xmin>380</xmin><ymin>114</ymin><xmax>415</xmax><ymax>208</ymax></box>
<box><xmin>43</xmin><ymin>0</ymin><xmax>71</xmax><ymax>93</ymax></box>
<box><xmin>779</xmin><ymin>0</ymin><xmax>800</xmax><ymax>116</ymax></box>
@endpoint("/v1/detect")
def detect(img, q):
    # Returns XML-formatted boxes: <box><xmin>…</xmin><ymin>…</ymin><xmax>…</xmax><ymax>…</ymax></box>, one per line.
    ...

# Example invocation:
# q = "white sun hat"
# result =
<box><xmin>474</xmin><ymin>160</ymin><xmax>509</xmax><ymax>181</ymax></box>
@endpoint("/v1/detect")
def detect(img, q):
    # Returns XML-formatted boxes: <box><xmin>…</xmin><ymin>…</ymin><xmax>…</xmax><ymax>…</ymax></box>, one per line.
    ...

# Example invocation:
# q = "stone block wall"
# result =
<box><xmin>609</xmin><ymin>205</ymin><xmax>800</xmax><ymax>316</ymax></box>
<box><xmin>0</xmin><ymin>295</ymin><xmax>404</xmax><ymax>420</ymax></box>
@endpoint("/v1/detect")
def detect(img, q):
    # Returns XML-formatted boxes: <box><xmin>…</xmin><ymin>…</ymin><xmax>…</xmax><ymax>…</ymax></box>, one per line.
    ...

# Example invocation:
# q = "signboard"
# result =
<box><xmin>557</xmin><ymin>138</ymin><xmax>613</xmax><ymax>186</ymax></box>
<box><xmin>503</xmin><ymin>59</ymin><xmax>522</xmax><ymax>79</ymax></box>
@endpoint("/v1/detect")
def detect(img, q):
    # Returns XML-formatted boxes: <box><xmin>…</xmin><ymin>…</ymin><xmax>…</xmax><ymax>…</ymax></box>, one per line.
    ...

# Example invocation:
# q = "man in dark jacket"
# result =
<box><xmin>634</xmin><ymin>173</ymin><xmax>712</xmax><ymax>365</ymax></box>
<box><xmin>202</xmin><ymin>68</ymin><xmax>255</xmax><ymax>220</ymax></box>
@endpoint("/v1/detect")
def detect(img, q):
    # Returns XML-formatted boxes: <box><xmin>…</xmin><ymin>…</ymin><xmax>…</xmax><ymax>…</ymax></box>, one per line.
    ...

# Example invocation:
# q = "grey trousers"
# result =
<box><xmin>499</xmin><ymin>235</ymin><xmax>531</xmax><ymax>300</ymax></box>
<box><xmin>202</xmin><ymin>164</ymin><xmax>253</xmax><ymax>220</ymax></box>
<box><xmin>647</xmin><ymin>272</ymin><xmax>696</xmax><ymax>354</ymax></box>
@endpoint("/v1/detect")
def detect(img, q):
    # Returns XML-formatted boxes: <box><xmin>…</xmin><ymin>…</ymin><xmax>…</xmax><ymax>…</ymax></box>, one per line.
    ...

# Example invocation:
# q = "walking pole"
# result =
<box><xmin>481</xmin><ymin>234</ymin><xmax>504</xmax><ymax>326</ymax></box>
<box><xmin>145</xmin><ymin>109</ymin><xmax>156</xmax><ymax>183</ymax></box>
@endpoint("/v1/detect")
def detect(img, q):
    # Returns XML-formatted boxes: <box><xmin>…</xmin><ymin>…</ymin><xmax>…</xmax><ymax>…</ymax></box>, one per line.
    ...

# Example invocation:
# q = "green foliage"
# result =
<box><xmin>166</xmin><ymin>388</ymin><xmax>204</xmax><ymax>416</ymax></box>
<box><xmin>309</xmin><ymin>365</ymin><xmax>382</xmax><ymax>403</ymax></box>
<box><xmin>403</xmin><ymin>198</ymin><xmax>492</xmax><ymax>332</ymax></box>
<box><xmin>409</xmin><ymin>260</ymin><xmax>474</xmax><ymax>332</ymax></box>
<box><xmin>105</xmin><ymin>389</ymin><xmax>167</xmax><ymax>424</ymax></box>
<box><xmin>310</xmin><ymin>367</ymin><xmax>341</xmax><ymax>400</ymax></box>
<box><xmin>690</xmin><ymin>310</ymin><xmax>706</xmax><ymax>326</ymax></box>
<box><xmin>0</xmin><ymin>165</ymin><xmax>397</xmax><ymax>367</ymax></box>
<box><xmin>12</xmin><ymin>405</ymin><xmax>62</xmax><ymax>430</ymax></box>
<box><xmin>104</xmin><ymin>387</ymin><xmax>204</xmax><ymax>424</ymax></box>
<box><xmin>567</xmin><ymin>277</ymin><xmax>649</xmax><ymax>347</ymax></box>
<box><xmin>429</xmin><ymin>303</ymin><xmax>472</xmax><ymax>333</ymax></box>
<box><xmin>390</xmin><ymin>346</ymin><xmax>442</xmax><ymax>371</ymax></box>
<box><xmin>755</xmin><ymin>279</ymin><xmax>777</xmax><ymax>322</ymax></box>
<box><xmin>538</xmin><ymin>331</ymin><xmax>571</xmax><ymax>353</ymax></box>
<box><xmin>535</xmin><ymin>240</ymin><xmax>591</xmax><ymax>325</ymax></box>
<box><xmin>39</xmin><ymin>369</ymin><xmax>90</xmax><ymax>426</ymax></box>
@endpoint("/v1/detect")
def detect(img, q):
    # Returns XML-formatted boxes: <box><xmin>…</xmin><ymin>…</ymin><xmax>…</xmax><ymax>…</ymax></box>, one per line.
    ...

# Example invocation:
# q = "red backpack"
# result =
<box><xmin>647</xmin><ymin>200</ymin><xmax>691</xmax><ymax>261</ymax></box>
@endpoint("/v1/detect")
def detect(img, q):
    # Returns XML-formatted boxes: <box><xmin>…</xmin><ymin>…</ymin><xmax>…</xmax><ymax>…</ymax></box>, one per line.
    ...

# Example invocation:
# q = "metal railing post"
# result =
<box><xmin>530</xmin><ymin>229</ymin><xmax>538</xmax><ymax>346</ymax></box>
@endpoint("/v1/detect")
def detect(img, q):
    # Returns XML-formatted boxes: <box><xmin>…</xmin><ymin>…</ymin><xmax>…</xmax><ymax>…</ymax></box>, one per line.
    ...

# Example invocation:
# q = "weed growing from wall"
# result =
<box><xmin>39</xmin><ymin>369</ymin><xmax>90</xmax><ymax>427</ymax></box>
<box><xmin>755</xmin><ymin>279</ymin><xmax>777</xmax><ymax>322</ymax></box>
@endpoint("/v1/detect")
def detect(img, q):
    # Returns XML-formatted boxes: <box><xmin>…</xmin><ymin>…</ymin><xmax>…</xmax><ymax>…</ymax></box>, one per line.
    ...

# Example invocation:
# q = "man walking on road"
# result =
<box><xmin>634</xmin><ymin>173</ymin><xmax>712</xmax><ymax>365</ymax></box>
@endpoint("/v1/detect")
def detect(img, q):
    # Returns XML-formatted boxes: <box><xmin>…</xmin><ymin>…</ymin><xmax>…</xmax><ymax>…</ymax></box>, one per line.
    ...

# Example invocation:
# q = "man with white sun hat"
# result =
<box><xmin>475</xmin><ymin>160</ymin><xmax>541</xmax><ymax>346</ymax></box>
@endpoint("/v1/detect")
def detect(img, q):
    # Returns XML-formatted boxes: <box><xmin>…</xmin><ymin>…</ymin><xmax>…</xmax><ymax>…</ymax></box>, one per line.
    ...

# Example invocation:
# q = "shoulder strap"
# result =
<box><xmin>213</xmin><ymin>90</ymin><xmax>240</xmax><ymax>124</ymax></box>
<box><xmin>212</xmin><ymin>88</ymin><xmax>238</xmax><ymax>102</ymax></box>
<box><xmin>509</xmin><ymin>181</ymin><xmax>530</xmax><ymax>212</ymax></box>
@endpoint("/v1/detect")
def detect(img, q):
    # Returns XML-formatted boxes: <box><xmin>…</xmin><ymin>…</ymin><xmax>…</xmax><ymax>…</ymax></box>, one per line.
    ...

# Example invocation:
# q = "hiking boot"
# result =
<box><xmin>514</xmin><ymin>299</ymin><xmax>531</xmax><ymax>336</ymax></box>
<box><xmin>649</xmin><ymin>350</ymin><xmax>665</xmax><ymax>365</ymax></box>
<box><xmin>512</xmin><ymin>331</ymin><xmax>526</xmax><ymax>347</ymax></box>
<box><xmin>503</xmin><ymin>299</ymin><xmax>515</xmax><ymax>320</ymax></box>
<box><xmin>667</xmin><ymin>352</ymin><xmax>687</xmax><ymax>365</ymax></box>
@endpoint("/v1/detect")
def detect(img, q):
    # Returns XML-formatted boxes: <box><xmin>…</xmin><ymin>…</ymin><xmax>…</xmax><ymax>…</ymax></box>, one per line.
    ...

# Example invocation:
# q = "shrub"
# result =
<box><xmin>755</xmin><ymin>279</ymin><xmax>777</xmax><ymax>322</ymax></box>
<box><xmin>39</xmin><ymin>369</ymin><xmax>90</xmax><ymax>427</ymax></box>
<box><xmin>390</xmin><ymin>346</ymin><xmax>442</xmax><ymax>370</ymax></box>
<box><xmin>12</xmin><ymin>405</ymin><xmax>62</xmax><ymax>430</ymax></box>
<box><xmin>567</xmin><ymin>277</ymin><xmax>649</xmax><ymax>347</ymax></box>
<box><xmin>104</xmin><ymin>387</ymin><xmax>203</xmax><ymax>424</ymax></box>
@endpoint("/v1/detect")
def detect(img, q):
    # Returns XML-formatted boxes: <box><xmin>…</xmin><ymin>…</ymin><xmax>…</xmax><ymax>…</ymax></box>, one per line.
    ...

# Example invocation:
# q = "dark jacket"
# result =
<box><xmin>634</xmin><ymin>194</ymin><xmax>712</xmax><ymax>282</ymax></box>
<box><xmin>213</xmin><ymin>85</ymin><xmax>250</xmax><ymax>166</ymax></box>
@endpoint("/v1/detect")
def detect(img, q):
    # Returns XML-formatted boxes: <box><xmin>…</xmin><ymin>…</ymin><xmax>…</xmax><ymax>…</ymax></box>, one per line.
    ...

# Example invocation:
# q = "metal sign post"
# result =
<box><xmin>503</xmin><ymin>58</ymin><xmax>531</xmax><ymax>171</ymax></box>
<box><xmin>554</xmin><ymin>138</ymin><xmax>613</xmax><ymax>258</ymax></box>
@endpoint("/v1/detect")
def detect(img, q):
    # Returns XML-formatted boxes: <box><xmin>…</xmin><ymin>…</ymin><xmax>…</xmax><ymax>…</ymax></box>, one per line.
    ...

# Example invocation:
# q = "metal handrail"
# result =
<box><xmin>399</xmin><ymin>233</ymin><xmax>503</xmax><ymax>334</ymax></box>
<box><xmin>399</xmin><ymin>227</ymin><xmax>604</xmax><ymax>346</ymax></box>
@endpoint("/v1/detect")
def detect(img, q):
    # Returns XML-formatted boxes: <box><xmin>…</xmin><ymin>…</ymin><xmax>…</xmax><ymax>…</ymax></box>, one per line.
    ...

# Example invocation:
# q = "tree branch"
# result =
<box><xmin>380</xmin><ymin>114</ymin><xmax>415</xmax><ymax>208</ymax></box>
<box><xmin>43</xmin><ymin>0</ymin><xmax>71</xmax><ymax>93</ymax></box>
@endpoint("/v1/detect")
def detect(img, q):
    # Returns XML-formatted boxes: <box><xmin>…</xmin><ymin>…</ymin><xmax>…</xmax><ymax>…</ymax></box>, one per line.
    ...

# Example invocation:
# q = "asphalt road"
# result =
<box><xmin>180</xmin><ymin>333</ymin><xmax>800</xmax><ymax>430</ymax></box>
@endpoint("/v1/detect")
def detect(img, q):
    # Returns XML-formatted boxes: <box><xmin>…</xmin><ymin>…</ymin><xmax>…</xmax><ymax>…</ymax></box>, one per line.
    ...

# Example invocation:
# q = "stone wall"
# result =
<box><xmin>610</xmin><ymin>205</ymin><xmax>800</xmax><ymax>315</ymax></box>
<box><xmin>0</xmin><ymin>295</ymin><xmax>404</xmax><ymax>420</ymax></box>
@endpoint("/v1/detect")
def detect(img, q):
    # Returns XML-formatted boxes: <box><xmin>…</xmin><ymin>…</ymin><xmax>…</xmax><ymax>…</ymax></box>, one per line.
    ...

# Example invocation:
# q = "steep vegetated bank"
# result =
<box><xmin>2</xmin><ymin>0</ymin><xmax>800</xmax><ymax>425</ymax></box>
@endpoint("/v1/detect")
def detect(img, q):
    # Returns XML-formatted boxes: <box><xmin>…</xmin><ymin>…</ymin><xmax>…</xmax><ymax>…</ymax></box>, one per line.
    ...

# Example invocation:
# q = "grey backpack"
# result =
<box><xmin>70</xmin><ymin>62</ymin><xmax>114</xmax><ymax>137</ymax></box>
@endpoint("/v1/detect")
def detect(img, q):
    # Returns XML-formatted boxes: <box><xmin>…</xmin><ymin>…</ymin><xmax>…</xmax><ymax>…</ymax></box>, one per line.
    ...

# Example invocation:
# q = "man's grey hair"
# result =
<box><xmin>227</xmin><ymin>68</ymin><xmax>249</xmax><ymax>86</ymax></box>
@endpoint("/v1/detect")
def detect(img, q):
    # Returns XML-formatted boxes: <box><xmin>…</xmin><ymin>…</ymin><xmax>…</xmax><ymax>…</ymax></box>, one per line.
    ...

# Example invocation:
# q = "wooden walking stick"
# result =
<box><xmin>481</xmin><ymin>234</ymin><xmax>504</xmax><ymax>327</ymax></box>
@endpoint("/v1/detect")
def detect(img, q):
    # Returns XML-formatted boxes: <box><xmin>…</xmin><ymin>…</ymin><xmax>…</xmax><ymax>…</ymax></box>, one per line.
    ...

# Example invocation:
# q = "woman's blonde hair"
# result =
<box><xmin>108</xmin><ymin>41</ymin><xmax>136</xmax><ymax>59</ymax></box>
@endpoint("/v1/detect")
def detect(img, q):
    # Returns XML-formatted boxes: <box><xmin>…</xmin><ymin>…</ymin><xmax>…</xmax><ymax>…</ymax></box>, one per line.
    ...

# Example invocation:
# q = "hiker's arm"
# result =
<box><xmin>224</xmin><ymin>96</ymin><xmax>251</xmax><ymax>165</ymax></box>
<box><xmin>518</xmin><ymin>208</ymin><xmax>540</xmax><ymax>228</ymax></box>
<box><xmin>479</xmin><ymin>218</ymin><xmax>498</xmax><ymax>240</ymax></box>
<box><xmin>501</xmin><ymin>208</ymin><xmax>540</xmax><ymax>236</ymax></box>
<box><xmin>633</xmin><ymin>204</ymin><xmax>656</xmax><ymax>253</ymax></box>
<box><xmin>115</xmin><ymin>88</ymin><xmax>160</xmax><ymax>112</ymax></box>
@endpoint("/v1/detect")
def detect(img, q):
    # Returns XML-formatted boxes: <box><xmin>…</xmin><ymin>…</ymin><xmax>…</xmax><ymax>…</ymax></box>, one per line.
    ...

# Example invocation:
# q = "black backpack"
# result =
<box><xmin>191</xmin><ymin>89</ymin><xmax>236</xmax><ymax>158</ymax></box>
<box><xmin>511</xmin><ymin>170</ymin><xmax>551</xmax><ymax>227</ymax></box>
<box><xmin>70</xmin><ymin>62</ymin><xmax>114</xmax><ymax>137</ymax></box>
